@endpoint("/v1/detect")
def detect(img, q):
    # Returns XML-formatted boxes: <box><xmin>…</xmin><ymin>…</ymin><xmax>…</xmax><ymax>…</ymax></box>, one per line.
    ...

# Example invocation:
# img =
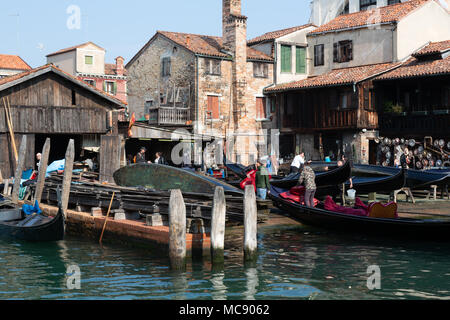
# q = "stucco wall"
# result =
<box><xmin>47</xmin><ymin>50</ymin><xmax>77</xmax><ymax>75</ymax></box>
<box><xmin>76</xmin><ymin>44</ymin><xmax>106</xmax><ymax>75</ymax></box>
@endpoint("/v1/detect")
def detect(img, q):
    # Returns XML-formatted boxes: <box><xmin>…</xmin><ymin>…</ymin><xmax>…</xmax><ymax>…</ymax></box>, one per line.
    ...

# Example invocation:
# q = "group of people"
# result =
<box><xmin>129</xmin><ymin>147</ymin><xmax>168</xmax><ymax>165</ymax></box>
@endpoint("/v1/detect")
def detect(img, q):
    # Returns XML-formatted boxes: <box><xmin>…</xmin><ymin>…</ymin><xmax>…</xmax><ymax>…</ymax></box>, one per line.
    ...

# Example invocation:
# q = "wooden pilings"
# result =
<box><xmin>11</xmin><ymin>135</ymin><xmax>27</xmax><ymax>204</ymax></box>
<box><xmin>211</xmin><ymin>186</ymin><xmax>226</xmax><ymax>264</ymax></box>
<box><xmin>61</xmin><ymin>139</ymin><xmax>75</xmax><ymax>215</ymax></box>
<box><xmin>169</xmin><ymin>189</ymin><xmax>187</xmax><ymax>270</ymax></box>
<box><xmin>33</xmin><ymin>138</ymin><xmax>50</xmax><ymax>205</ymax></box>
<box><xmin>244</xmin><ymin>185</ymin><xmax>258</xmax><ymax>262</ymax></box>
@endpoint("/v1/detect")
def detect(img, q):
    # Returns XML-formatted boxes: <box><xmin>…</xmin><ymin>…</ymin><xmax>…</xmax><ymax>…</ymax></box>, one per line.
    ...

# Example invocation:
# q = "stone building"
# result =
<box><xmin>126</xmin><ymin>0</ymin><xmax>275</xmax><ymax>166</ymax></box>
<box><xmin>46</xmin><ymin>42</ymin><xmax>128</xmax><ymax>104</ymax></box>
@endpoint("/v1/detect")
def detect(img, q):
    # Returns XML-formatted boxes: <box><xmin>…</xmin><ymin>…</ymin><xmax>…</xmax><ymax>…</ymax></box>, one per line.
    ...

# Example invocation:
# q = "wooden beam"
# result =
<box><xmin>244</xmin><ymin>185</ymin><xmax>257</xmax><ymax>262</ymax></box>
<box><xmin>11</xmin><ymin>135</ymin><xmax>27</xmax><ymax>204</ymax></box>
<box><xmin>61</xmin><ymin>139</ymin><xmax>75</xmax><ymax>215</ymax></box>
<box><xmin>33</xmin><ymin>138</ymin><xmax>51</xmax><ymax>205</ymax></box>
<box><xmin>211</xmin><ymin>186</ymin><xmax>226</xmax><ymax>264</ymax></box>
<box><xmin>169</xmin><ymin>189</ymin><xmax>186</xmax><ymax>271</ymax></box>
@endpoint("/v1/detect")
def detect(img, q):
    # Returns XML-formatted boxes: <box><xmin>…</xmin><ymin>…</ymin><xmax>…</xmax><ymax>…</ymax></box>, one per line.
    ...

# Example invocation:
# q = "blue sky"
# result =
<box><xmin>0</xmin><ymin>0</ymin><xmax>311</xmax><ymax>68</ymax></box>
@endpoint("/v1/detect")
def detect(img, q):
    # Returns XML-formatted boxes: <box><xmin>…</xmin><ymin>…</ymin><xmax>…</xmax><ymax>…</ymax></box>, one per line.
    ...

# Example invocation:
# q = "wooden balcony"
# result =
<box><xmin>379</xmin><ymin>111</ymin><xmax>450</xmax><ymax>136</ymax></box>
<box><xmin>316</xmin><ymin>109</ymin><xmax>358</xmax><ymax>130</ymax></box>
<box><xmin>148</xmin><ymin>107</ymin><xmax>190</xmax><ymax>126</ymax></box>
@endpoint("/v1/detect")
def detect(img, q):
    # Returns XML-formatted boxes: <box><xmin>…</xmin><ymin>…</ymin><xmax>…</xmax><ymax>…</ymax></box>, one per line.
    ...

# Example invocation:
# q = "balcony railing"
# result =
<box><xmin>379</xmin><ymin>111</ymin><xmax>450</xmax><ymax>135</ymax></box>
<box><xmin>148</xmin><ymin>107</ymin><xmax>190</xmax><ymax>126</ymax></box>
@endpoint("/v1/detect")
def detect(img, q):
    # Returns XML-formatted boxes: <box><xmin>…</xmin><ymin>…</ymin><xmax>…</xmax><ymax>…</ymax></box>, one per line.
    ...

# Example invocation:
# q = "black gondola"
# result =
<box><xmin>269</xmin><ymin>160</ymin><xmax>352</xmax><ymax>189</ymax></box>
<box><xmin>0</xmin><ymin>203</ymin><xmax>65</xmax><ymax>242</ymax></box>
<box><xmin>269</xmin><ymin>186</ymin><xmax>450</xmax><ymax>239</ymax></box>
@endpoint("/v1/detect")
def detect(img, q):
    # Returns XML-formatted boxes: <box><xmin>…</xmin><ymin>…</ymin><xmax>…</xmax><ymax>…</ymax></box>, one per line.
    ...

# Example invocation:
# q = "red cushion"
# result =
<box><xmin>290</xmin><ymin>186</ymin><xmax>306</xmax><ymax>196</ymax></box>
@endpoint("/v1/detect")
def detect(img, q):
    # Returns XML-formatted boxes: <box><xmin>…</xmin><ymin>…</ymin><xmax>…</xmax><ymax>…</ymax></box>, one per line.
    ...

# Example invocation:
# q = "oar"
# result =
<box><xmin>3</xmin><ymin>98</ymin><xmax>18</xmax><ymax>162</ymax></box>
<box><xmin>99</xmin><ymin>192</ymin><xmax>116</xmax><ymax>245</ymax></box>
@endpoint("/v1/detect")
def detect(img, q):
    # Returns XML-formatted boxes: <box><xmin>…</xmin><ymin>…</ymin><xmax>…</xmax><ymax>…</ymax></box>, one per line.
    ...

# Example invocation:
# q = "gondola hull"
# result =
<box><xmin>269</xmin><ymin>186</ymin><xmax>450</xmax><ymax>239</ymax></box>
<box><xmin>0</xmin><ymin>207</ymin><xmax>65</xmax><ymax>242</ymax></box>
<box><xmin>270</xmin><ymin>160</ymin><xmax>352</xmax><ymax>190</ymax></box>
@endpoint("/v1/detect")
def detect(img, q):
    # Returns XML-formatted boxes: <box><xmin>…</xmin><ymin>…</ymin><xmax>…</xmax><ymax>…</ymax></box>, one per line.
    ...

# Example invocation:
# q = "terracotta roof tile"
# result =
<box><xmin>46</xmin><ymin>42</ymin><xmax>105</xmax><ymax>57</ymax></box>
<box><xmin>0</xmin><ymin>54</ymin><xmax>31</xmax><ymax>71</ymax></box>
<box><xmin>413</xmin><ymin>40</ymin><xmax>450</xmax><ymax>57</ymax></box>
<box><xmin>265</xmin><ymin>62</ymin><xmax>400</xmax><ymax>92</ymax></box>
<box><xmin>308</xmin><ymin>0</ymin><xmax>431</xmax><ymax>35</ymax></box>
<box><xmin>0</xmin><ymin>64</ymin><xmax>126</xmax><ymax>106</ymax></box>
<box><xmin>376</xmin><ymin>55</ymin><xmax>450</xmax><ymax>81</ymax></box>
<box><xmin>158</xmin><ymin>31</ymin><xmax>274</xmax><ymax>62</ymax></box>
<box><xmin>105</xmin><ymin>63</ymin><xmax>128</xmax><ymax>76</ymax></box>
<box><xmin>248</xmin><ymin>24</ymin><xmax>316</xmax><ymax>45</ymax></box>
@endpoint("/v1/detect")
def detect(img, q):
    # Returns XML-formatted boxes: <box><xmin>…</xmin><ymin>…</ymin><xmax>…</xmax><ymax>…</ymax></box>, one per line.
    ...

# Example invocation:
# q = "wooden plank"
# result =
<box><xmin>169</xmin><ymin>189</ymin><xmax>186</xmax><ymax>270</ymax></box>
<box><xmin>33</xmin><ymin>138</ymin><xmax>51</xmax><ymax>205</ymax></box>
<box><xmin>11</xmin><ymin>135</ymin><xmax>27</xmax><ymax>204</ymax></box>
<box><xmin>211</xmin><ymin>186</ymin><xmax>226</xmax><ymax>264</ymax></box>
<box><xmin>244</xmin><ymin>185</ymin><xmax>257</xmax><ymax>262</ymax></box>
<box><xmin>61</xmin><ymin>139</ymin><xmax>75</xmax><ymax>215</ymax></box>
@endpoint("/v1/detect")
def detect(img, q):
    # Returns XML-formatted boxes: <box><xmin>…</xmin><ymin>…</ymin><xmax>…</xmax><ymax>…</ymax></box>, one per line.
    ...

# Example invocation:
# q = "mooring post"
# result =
<box><xmin>11</xmin><ymin>135</ymin><xmax>27</xmax><ymax>204</ymax></box>
<box><xmin>169</xmin><ymin>189</ymin><xmax>186</xmax><ymax>270</ymax></box>
<box><xmin>61</xmin><ymin>139</ymin><xmax>75</xmax><ymax>216</ymax></box>
<box><xmin>211</xmin><ymin>186</ymin><xmax>226</xmax><ymax>264</ymax></box>
<box><xmin>33</xmin><ymin>138</ymin><xmax>50</xmax><ymax>205</ymax></box>
<box><xmin>244</xmin><ymin>185</ymin><xmax>258</xmax><ymax>262</ymax></box>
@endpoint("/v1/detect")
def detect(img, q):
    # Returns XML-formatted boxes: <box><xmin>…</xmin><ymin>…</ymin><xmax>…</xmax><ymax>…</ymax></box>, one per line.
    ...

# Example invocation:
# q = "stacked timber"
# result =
<box><xmin>32</xmin><ymin>174</ymin><xmax>271</xmax><ymax>223</ymax></box>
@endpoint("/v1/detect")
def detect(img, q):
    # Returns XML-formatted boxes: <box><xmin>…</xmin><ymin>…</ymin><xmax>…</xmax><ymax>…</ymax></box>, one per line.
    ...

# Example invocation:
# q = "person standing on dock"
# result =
<box><xmin>136</xmin><ymin>147</ymin><xmax>151</xmax><ymax>164</ymax></box>
<box><xmin>154</xmin><ymin>152</ymin><xmax>168</xmax><ymax>165</ymax></box>
<box><xmin>298</xmin><ymin>160</ymin><xmax>316</xmax><ymax>207</ymax></box>
<box><xmin>255</xmin><ymin>158</ymin><xmax>270</xmax><ymax>200</ymax></box>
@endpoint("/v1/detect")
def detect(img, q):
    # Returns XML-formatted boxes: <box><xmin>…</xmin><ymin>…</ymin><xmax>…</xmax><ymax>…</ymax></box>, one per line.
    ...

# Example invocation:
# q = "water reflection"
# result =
<box><xmin>243</xmin><ymin>268</ymin><xmax>258</xmax><ymax>300</ymax></box>
<box><xmin>210</xmin><ymin>272</ymin><xmax>227</xmax><ymax>300</ymax></box>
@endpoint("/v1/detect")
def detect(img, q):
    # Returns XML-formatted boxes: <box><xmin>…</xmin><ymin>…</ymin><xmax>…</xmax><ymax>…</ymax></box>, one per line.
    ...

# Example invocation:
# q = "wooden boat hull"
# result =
<box><xmin>114</xmin><ymin>164</ymin><xmax>244</xmax><ymax>196</ymax></box>
<box><xmin>270</xmin><ymin>160</ymin><xmax>352</xmax><ymax>189</ymax></box>
<box><xmin>269</xmin><ymin>186</ymin><xmax>450</xmax><ymax>239</ymax></box>
<box><xmin>353</xmin><ymin>164</ymin><xmax>449</xmax><ymax>190</ymax></box>
<box><xmin>0</xmin><ymin>207</ymin><xmax>65</xmax><ymax>242</ymax></box>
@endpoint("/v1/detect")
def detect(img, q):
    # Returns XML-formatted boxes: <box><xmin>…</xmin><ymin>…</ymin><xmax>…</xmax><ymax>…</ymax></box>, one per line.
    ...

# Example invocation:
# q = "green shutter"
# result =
<box><xmin>103</xmin><ymin>81</ymin><xmax>106</xmax><ymax>92</ymax></box>
<box><xmin>281</xmin><ymin>45</ymin><xmax>292</xmax><ymax>73</ymax></box>
<box><xmin>296</xmin><ymin>47</ymin><xmax>306</xmax><ymax>74</ymax></box>
<box><xmin>113</xmin><ymin>82</ymin><xmax>117</xmax><ymax>95</ymax></box>
<box><xmin>85</xmin><ymin>56</ymin><xmax>93</xmax><ymax>65</ymax></box>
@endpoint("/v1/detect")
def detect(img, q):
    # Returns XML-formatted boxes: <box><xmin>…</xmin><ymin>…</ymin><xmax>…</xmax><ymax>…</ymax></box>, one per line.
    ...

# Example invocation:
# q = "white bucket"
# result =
<box><xmin>347</xmin><ymin>189</ymin><xmax>356</xmax><ymax>200</ymax></box>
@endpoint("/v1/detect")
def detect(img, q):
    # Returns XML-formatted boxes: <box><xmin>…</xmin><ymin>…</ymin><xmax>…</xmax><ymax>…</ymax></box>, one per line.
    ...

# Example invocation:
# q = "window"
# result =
<box><xmin>256</xmin><ymin>97</ymin><xmax>267</xmax><ymax>120</ymax></box>
<box><xmin>339</xmin><ymin>91</ymin><xmax>353</xmax><ymax>109</ymax></box>
<box><xmin>333</xmin><ymin>40</ymin><xmax>353</xmax><ymax>63</ymax></box>
<box><xmin>161</xmin><ymin>57</ymin><xmax>171</xmax><ymax>77</ymax></box>
<box><xmin>360</xmin><ymin>0</ymin><xmax>376</xmax><ymax>11</ymax></box>
<box><xmin>144</xmin><ymin>100</ymin><xmax>154</xmax><ymax>114</ymax></box>
<box><xmin>84</xmin><ymin>79</ymin><xmax>95</xmax><ymax>87</ymax></box>
<box><xmin>296</xmin><ymin>47</ymin><xmax>306</xmax><ymax>74</ymax></box>
<box><xmin>314</xmin><ymin>44</ymin><xmax>324</xmax><ymax>66</ymax></box>
<box><xmin>281</xmin><ymin>45</ymin><xmax>292</xmax><ymax>73</ymax></box>
<box><xmin>71</xmin><ymin>90</ymin><xmax>76</xmax><ymax>106</ymax></box>
<box><xmin>205</xmin><ymin>59</ymin><xmax>221</xmax><ymax>76</ymax></box>
<box><xmin>207</xmin><ymin>95</ymin><xmax>220</xmax><ymax>120</ymax></box>
<box><xmin>85</xmin><ymin>56</ymin><xmax>93</xmax><ymax>65</ymax></box>
<box><xmin>388</xmin><ymin>0</ymin><xmax>401</xmax><ymax>5</ymax></box>
<box><xmin>253</xmin><ymin>62</ymin><xmax>268</xmax><ymax>78</ymax></box>
<box><xmin>104</xmin><ymin>81</ymin><xmax>117</xmax><ymax>95</ymax></box>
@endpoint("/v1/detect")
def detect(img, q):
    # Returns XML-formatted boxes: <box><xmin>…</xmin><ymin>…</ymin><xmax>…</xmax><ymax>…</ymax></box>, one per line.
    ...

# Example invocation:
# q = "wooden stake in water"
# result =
<box><xmin>11</xmin><ymin>135</ymin><xmax>27</xmax><ymax>204</ymax></box>
<box><xmin>33</xmin><ymin>138</ymin><xmax>51</xmax><ymax>205</ymax></box>
<box><xmin>169</xmin><ymin>189</ymin><xmax>186</xmax><ymax>270</ymax></box>
<box><xmin>61</xmin><ymin>139</ymin><xmax>75</xmax><ymax>216</ymax></box>
<box><xmin>211</xmin><ymin>186</ymin><xmax>226</xmax><ymax>264</ymax></box>
<box><xmin>99</xmin><ymin>191</ymin><xmax>116</xmax><ymax>245</ymax></box>
<box><xmin>244</xmin><ymin>185</ymin><xmax>258</xmax><ymax>262</ymax></box>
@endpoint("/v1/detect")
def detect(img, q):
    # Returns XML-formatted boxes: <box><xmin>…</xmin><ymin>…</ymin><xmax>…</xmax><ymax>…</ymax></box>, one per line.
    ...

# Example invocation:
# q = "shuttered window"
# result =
<box><xmin>281</xmin><ymin>45</ymin><xmax>292</xmax><ymax>73</ymax></box>
<box><xmin>256</xmin><ymin>97</ymin><xmax>267</xmax><ymax>120</ymax></box>
<box><xmin>296</xmin><ymin>47</ymin><xmax>306</xmax><ymax>74</ymax></box>
<box><xmin>314</xmin><ymin>44</ymin><xmax>324</xmax><ymax>66</ymax></box>
<box><xmin>333</xmin><ymin>40</ymin><xmax>353</xmax><ymax>63</ymax></box>
<box><xmin>207</xmin><ymin>95</ymin><xmax>219</xmax><ymax>120</ymax></box>
<box><xmin>161</xmin><ymin>57</ymin><xmax>171</xmax><ymax>77</ymax></box>
<box><xmin>85</xmin><ymin>56</ymin><xmax>93</xmax><ymax>65</ymax></box>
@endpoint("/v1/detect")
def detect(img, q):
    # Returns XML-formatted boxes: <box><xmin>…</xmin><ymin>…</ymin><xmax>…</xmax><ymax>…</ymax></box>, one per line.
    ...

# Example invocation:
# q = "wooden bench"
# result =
<box><xmin>391</xmin><ymin>187</ymin><xmax>415</xmax><ymax>204</ymax></box>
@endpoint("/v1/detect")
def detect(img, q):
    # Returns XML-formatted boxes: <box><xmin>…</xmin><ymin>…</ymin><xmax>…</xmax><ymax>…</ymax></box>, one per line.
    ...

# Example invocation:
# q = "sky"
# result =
<box><xmin>0</xmin><ymin>0</ymin><xmax>312</xmax><ymax>68</ymax></box>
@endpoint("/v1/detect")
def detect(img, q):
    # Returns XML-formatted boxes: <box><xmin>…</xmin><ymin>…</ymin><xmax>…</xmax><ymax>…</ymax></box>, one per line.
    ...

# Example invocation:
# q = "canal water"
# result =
<box><xmin>1</xmin><ymin>223</ymin><xmax>450</xmax><ymax>300</ymax></box>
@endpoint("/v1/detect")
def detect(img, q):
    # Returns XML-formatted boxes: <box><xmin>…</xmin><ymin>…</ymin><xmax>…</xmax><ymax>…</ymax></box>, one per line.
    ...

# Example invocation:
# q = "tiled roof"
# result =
<box><xmin>0</xmin><ymin>64</ymin><xmax>126</xmax><ymax>106</ymax></box>
<box><xmin>265</xmin><ymin>62</ymin><xmax>400</xmax><ymax>93</ymax></box>
<box><xmin>375</xmin><ymin>55</ymin><xmax>450</xmax><ymax>81</ymax></box>
<box><xmin>308</xmin><ymin>0</ymin><xmax>431</xmax><ymax>35</ymax></box>
<box><xmin>46</xmin><ymin>42</ymin><xmax>105</xmax><ymax>57</ymax></box>
<box><xmin>105</xmin><ymin>63</ymin><xmax>128</xmax><ymax>76</ymax></box>
<box><xmin>413</xmin><ymin>40</ymin><xmax>450</xmax><ymax>57</ymax></box>
<box><xmin>157</xmin><ymin>31</ymin><xmax>274</xmax><ymax>62</ymax></box>
<box><xmin>248</xmin><ymin>24</ymin><xmax>316</xmax><ymax>45</ymax></box>
<box><xmin>0</xmin><ymin>54</ymin><xmax>31</xmax><ymax>71</ymax></box>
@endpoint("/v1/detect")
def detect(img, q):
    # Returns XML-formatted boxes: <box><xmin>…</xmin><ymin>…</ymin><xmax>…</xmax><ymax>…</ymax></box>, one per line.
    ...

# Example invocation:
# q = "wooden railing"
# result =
<box><xmin>379</xmin><ymin>112</ymin><xmax>450</xmax><ymax>136</ymax></box>
<box><xmin>319</xmin><ymin>109</ymin><xmax>358</xmax><ymax>129</ymax></box>
<box><xmin>148</xmin><ymin>107</ymin><xmax>190</xmax><ymax>126</ymax></box>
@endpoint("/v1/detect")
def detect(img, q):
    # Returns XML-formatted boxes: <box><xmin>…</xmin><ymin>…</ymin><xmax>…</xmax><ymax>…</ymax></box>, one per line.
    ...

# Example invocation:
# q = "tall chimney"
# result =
<box><xmin>115</xmin><ymin>56</ymin><xmax>124</xmax><ymax>76</ymax></box>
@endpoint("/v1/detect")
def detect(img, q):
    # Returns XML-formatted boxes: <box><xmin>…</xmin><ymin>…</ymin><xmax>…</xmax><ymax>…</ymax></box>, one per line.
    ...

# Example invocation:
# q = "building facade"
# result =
<box><xmin>0</xmin><ymin>54</ymin><xmax>31</xmax><ymax>78</ymax></box>
<box><xmin>46</xmin><ymin>42</ymin><xmax>128</xmax><ymax>104</ymax></box>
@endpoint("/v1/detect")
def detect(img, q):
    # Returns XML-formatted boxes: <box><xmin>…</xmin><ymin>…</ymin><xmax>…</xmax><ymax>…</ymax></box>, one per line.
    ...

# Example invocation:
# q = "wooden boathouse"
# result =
<box><xmin>0</xmin><ymin>64</ymin><xmax>126</xmax><ymax>182</ymax></box>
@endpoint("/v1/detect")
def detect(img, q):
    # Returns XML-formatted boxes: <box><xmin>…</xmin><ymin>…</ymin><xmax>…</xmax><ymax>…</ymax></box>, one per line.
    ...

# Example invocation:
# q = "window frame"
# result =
<box><xmin>256</xmin><ymin>96</ymin><xmax>268</xmax><ymax>120</ymax></box>
<box><xmin>253</xmin><ymin>62</ymin><xmax>269</xmax><ymax>78</ymax></box>
<box><xmin>360</xmin><ymin>0</ymin><xmax>377</xmax><ymax>11</ymax></box>
<box><xmin>206</xmin><ymin>95</ymin><xmax>220</xmax><ymax>120</ymax></box>
<box><xmin>205</xmin><ymin>58</ymin><xmax>221</xmax><ymax>76</ymax></box>
<box><xmin>280</xmin><ymin>45</ymin><xmax>292</xmax><ymax>73</ymax></box>
<box><xmin>314</xmin><ymin>44</ymin><xmax>325</xmax><ymax>67</ymax></box>
<box><xmin>333</xmin><ymin>40</ymin><xmax>353</xmax><ymax>63</ymax></box>
<box><xmin>161</xmin><ymin>57</ymin><xmax>171</xmax><ymax>77</ymax></box>
<box><xmin>104</xmin><ymin>81</ymin><xmax>117</xmax><ymax>96</ymax></box>
<box><xmin>85</xmin><ymin>55</ymin><xmax>93</xmax><ymax>65</ymax></box>
<box><xmin>295</xmin><ymin>46</ymin><xmax>306</xmax><ymax>74</ymax></box>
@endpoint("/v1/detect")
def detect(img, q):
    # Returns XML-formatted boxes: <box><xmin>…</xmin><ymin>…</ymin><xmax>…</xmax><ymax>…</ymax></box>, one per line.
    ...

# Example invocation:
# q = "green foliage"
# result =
<box><xmin>383</xmin><ymin>101</ymin><xmax>403</xmax><ymax>114</ymax></box>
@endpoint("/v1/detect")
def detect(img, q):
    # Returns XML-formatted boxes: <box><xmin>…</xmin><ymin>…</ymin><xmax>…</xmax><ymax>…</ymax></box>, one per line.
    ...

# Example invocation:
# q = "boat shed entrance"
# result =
<box><xmin>0</xmin><ymin>64</ymin><xmax>126</xmax><ymax>181</ymax></box>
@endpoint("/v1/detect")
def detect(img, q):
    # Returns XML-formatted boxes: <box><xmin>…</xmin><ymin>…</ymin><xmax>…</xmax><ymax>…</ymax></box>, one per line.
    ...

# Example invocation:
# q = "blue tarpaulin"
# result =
<box><xmin>22</xmin><ymin>200</ymin><xmax>42</xmax><ymax>216</ymax></box>
<box><xmin>46</xmin><ymin>160</ymin><xmax>65</xmax><ymax>177</ymax></box>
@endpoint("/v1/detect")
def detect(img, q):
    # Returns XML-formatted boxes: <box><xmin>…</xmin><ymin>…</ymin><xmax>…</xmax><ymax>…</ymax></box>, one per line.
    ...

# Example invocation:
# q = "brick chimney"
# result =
<box><xmin>115</xmin><ymin>56</ymin><xmax>124</xmax><ymax>76</ymax></box>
